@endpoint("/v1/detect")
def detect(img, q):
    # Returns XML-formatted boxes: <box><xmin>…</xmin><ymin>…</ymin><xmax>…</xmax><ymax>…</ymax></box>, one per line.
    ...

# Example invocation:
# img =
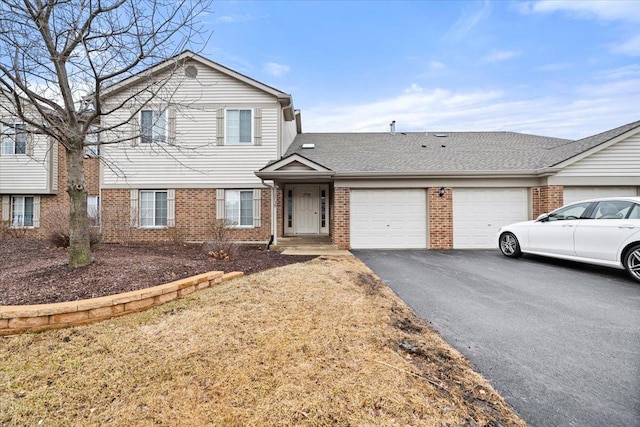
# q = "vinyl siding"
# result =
<box><xmin>101</xmin><ymin>60</ymin><xmax>282</xmax><ymax>188</ymax></box>
<box><xmin>555</xmin><ymin>134</ymin><xmax>640</xmax><ymax>177</ymax></box>
<box><xmin>0</xmin><ymin>133</ymin><xmax>53</xmax><ymax>193</ymax></box>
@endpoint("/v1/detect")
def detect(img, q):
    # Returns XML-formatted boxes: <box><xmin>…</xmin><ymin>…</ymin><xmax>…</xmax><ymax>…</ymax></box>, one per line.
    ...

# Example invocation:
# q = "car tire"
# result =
<box><xmin>499</xmin><ymin>232</ymin><xmax>522</xmax><ymax>258</ymax></box>
<box><xmin>623</xmin><ymin>244</ymin><xmax>640</xmax><ymax>283</ymax></box>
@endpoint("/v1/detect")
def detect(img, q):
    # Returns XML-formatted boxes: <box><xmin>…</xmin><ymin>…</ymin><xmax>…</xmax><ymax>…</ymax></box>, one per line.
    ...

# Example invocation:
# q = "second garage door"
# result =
<box><xmin>350</xmin><ymin>189</ymin><xmax>427</xmax><ymax>249</ymax></box>
<box><xmin>453</xmin><ymin>188</ymin><xmax>529</xmax><ymax>249</ymax></box>
<box><xmin>564</xmin><ymin>186</ymin><xmax>638</xmax><ymax>205</ymax></box>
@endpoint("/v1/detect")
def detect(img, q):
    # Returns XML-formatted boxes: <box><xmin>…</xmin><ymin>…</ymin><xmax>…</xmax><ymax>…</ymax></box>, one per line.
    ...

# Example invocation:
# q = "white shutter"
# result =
<box><xmin>130</xmin><ymin>189</ymin><xmax>139</xmax><ymax>227</ymax></box>
<box><xmin>130</xmin><ymin>109</ymin><xmax>139</xmax><ymax>147</ymax></box>
<box><xmin>253</xmin><ymin>189</ymin><xmax>261</xmax><ymax>227</ymax></box>
<box><xmin>26</xmin><ymin>131</ymin><xmax>34</xmax><ymax>156</ymax></box>
<box><xmin>253</xmin><ymin>108</ymin><xmax>262</xmax><ymax>146</ymax></box>
<box><xmin>2</xmin><ymin>196</ymin><xmax>9</xmax><ymax>222</ymax></box>
<box><xmin>32</xmin><ymin>196</ymin><xmax>40</xmax><ymax>227</ymax></box>
<box><xmin>216</xmin><ymin>109</ymin><xmax>225</xmax><ymax>146</ymax></box>
<box><xmin>167</xmin><ymin>108</ymin><xmax>176</xmax><ymax>145</ymax></box>
<box><xmin>167</xmin><ymin>189</ymin><xmax>175</xmax><ymax>227</ymax></box>
<box><xmin>216</xmin><ymin>189</ymin><xmax>225</xmax><ymax>220</ymax></box>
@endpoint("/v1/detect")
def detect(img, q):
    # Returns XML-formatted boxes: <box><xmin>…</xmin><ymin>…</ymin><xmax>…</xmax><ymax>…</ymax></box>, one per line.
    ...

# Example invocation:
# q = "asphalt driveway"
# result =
<box><xmin>354</xmin><ymin>249</ymin><xmax>640</xmax><ymax>427</ymax></box>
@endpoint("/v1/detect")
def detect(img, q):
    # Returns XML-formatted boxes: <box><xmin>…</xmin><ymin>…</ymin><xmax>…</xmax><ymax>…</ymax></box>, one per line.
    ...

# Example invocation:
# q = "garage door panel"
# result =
<box><xmin>351</xmin><ymin>189</ymin><xmax>427</xmax><ymax>249</ymax></box>
<box><xmin>564</xmin><ymin>187</ymin><xmax>638</xmax><ymax>205</ymax></box>
<box><xmin>453</xmin><ymin>188</ymin><xmax>528</xmax><ymax>249</ymax></box>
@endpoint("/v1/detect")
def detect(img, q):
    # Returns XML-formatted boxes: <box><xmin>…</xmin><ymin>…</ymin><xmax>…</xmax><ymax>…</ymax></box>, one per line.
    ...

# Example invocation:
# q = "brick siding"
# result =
<box><xmin>332</xmin><ymin>187</ymin><xmax>350</xmax><ymax>250</ymax></box>
<box><xmin>532</xmin><ymin>185</ymin><xmax>564</xmax><ymax>218</ymax></box>
<box><xmin>101</xmin><ymin>188</ymin><xmax>272</xmax><ymax>244</ymax></box>
<box><xmin>428</xmin><ymin>187</ymin><xmax>453</xmax><ymax>249</ymax></box>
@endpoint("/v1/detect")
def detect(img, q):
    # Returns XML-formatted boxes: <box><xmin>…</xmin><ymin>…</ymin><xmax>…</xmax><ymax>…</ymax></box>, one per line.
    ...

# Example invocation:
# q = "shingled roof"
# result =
<box><xmin>282</xmin><ymin>120</ymin><xmax>640</xmax><ymax>175</ymax></box>
<box><xmin>284</xmin><ymin>131</ymin><xmax>571</xmax><ymax>174</ymax></box>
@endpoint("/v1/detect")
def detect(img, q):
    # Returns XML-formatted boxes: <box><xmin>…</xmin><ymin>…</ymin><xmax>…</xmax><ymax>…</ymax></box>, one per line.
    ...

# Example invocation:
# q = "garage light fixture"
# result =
<box><xmin>438</xmin><ymin>187</ymin><xmax>446</xmax><ymax>197</ymax></box>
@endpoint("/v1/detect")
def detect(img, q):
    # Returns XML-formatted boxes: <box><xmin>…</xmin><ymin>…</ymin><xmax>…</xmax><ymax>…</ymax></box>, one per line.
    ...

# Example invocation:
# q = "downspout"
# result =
<box><xmin>260</xmin><ymin>178</ymin><xmax>277</xmax><ymax>250</ymax></box>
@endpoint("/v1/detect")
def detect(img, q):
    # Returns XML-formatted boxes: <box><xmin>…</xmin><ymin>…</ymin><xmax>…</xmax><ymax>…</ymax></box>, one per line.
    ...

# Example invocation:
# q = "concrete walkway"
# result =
<box><xmin>281</xmin><ymin>248</ymin><xmax>353</xmax><ymax>256</ymax></box>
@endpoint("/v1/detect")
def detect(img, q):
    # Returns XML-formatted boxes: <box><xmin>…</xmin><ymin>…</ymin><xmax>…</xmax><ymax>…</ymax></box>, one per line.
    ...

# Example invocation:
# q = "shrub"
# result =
<box><xmin>46</xmin><ymin>205</ymin><xmax>102</xmax><ymax>248</ymax></box>
<box><xmin>203</xmin><ymin>219</ymin><xmax>238</xmax><ymax>260</ymax></box>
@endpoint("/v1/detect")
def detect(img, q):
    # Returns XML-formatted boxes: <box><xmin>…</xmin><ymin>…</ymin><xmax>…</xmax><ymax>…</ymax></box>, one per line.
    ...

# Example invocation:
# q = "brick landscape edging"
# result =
<box><xmin>0</xmin><ymin>270</ymin><xmax>244</xmax><ymax>336</ymax></box>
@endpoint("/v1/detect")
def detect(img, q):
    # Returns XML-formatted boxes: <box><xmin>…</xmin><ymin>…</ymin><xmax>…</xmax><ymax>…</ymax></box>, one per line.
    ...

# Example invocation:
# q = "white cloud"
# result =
<box><xmin>483</xmin><ymin>50</ymin><xmax>518</xmax><ymax>63</ymax></box>
<box><xmin>519</xmin><ymin>0</ymin><xmax>640</xmax><ymax>22</ymax></box>
<box><xmin>216</xmin><ymin>14</ymin><xmax>267</xmax><ymax>24</ymax></box>
<box><xmin>263</xmin><ymin>62</ymin><xmax>290</xmax><ymax>77</ymax></box>
<box><xmin>429</xmin><ymin>60</ymin><xmax>446</xmax><ymax>71</ymax></box>
<box><xmin>536</xmin><ymin>63</ymin><xmax>571</xmax><ymax>71</ymax></box>
<box><xmin>302</xmin><ymin>80</ymin><xmax>640</xmax><ymax>139</ymax></box>
<box><xmin>610</xmin><ymin>34</ymin><xmax>640</xmax><ymax>56</ymax></box>
<box><xmin>444</xmin><ymin>1</ymin><xmax>492</xmax><ymax>41</ymax></box>
<box><xmin>596</xmin><ymin>64</ymin><xmax>640</xmax><ymax>80</ymax></box>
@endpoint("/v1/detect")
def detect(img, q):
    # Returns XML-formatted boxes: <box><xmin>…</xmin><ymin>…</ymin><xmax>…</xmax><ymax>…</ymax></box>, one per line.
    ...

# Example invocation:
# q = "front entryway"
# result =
<box><xmin>284</xmin><ymin>184</ymin><xmax>330</xmax><ymax>236</ymax></box>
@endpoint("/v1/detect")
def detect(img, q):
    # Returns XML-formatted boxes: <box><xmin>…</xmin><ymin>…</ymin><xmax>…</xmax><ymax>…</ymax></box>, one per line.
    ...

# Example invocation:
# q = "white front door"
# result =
<box><xmin>294</xmin><ymin>186</ymin><xmax>319</xmax><ymax>234</ymax></box>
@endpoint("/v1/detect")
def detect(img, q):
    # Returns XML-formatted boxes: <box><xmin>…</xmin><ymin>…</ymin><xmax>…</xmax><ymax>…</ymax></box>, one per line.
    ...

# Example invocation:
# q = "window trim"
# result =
<box><xmin>139</xmin><ymin>190</ymin><xmax>168</xmax><ymax>228</ymax></box>
<box><xmin>224</xmin><ymin>189</ymin><xmax>254</xmax><ymax>228</ymax></box>
<box><xmin>140</xmin><ymin>109</ymin><xmax>167</xmax><ymax>145</ymax></box>
<box><xmin>224</xmin><ymin>108</ymin><xmax>254</xmax><ymax>145</ymax></box>
<box><xmin>11</xmin><ymin>195</ymin><xmax>35</xmax><ymax>228</ymax></box>
<box><xmin>1</xmin><ymin>122</ymin><xmax>27</xmax><ymax>155</ymax></box>
<box><xmin>87</xmin><ymin>195</ymin><xmax>101</xmax><ymax>227</ymax></box>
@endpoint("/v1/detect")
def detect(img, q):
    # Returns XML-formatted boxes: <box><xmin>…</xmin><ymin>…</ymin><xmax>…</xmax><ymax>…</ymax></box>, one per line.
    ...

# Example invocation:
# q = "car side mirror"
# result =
<box><xmin>536</xmin><ymin>213</ymin><xmax>549</xmax><ymax>222</ymax></box>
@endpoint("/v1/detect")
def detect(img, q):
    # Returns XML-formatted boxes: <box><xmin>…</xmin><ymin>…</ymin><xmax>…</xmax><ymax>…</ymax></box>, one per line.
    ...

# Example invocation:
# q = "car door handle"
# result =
<box><xmin>619</xmin><ymin>224</ymin><xmax>635</xmax><ymax>229</ymax></box>
<box><xmin>562</xmin><ymin>224</ymin><xmax>574</xmax><ymax>228</ymax></box>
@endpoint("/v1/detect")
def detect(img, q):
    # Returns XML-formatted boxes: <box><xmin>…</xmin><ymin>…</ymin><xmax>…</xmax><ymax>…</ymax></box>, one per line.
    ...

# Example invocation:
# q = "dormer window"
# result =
<box><xmin>1</xmin><ymin>123</ymin><xmax>26</xmax><ymax>155</ymax></box>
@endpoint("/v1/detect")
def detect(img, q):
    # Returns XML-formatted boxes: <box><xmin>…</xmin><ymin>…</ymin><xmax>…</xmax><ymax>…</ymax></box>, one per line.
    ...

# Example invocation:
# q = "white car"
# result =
<box><xmin>498</xmin><ymin>197</ymin><xmax>640</xmax><ymax>282</ymax></box>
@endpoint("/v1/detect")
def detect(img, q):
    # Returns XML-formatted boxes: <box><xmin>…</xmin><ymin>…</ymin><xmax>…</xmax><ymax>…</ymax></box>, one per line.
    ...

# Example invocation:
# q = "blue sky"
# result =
<box><xmin>201</xmin><ymin>1</ymin><xmax>640</xmax><ymax>139</ymax></box>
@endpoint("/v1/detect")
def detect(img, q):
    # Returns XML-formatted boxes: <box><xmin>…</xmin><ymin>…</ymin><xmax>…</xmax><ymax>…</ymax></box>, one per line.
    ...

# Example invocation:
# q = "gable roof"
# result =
<box><xmin>101</xmin><ymin>51</ymin><xmax>294</xmax><ymax>117</ymax></box>
<box><xmin>544</xmin><ymin>119</ymin><xmax>640</xmax><ymax>167</ymax></box>
<box><xmin>281</xmin><ymin>131</ymin><xmax>571</xmax><ymax>175</ymax></box>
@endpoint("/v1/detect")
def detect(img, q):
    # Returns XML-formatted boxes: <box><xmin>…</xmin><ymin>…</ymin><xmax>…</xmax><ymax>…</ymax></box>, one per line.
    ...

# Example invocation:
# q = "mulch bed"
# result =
<box><xmin>0</xmin><ymin>239</ymin><xmax>314</xmax><ymax>306</ymax></box>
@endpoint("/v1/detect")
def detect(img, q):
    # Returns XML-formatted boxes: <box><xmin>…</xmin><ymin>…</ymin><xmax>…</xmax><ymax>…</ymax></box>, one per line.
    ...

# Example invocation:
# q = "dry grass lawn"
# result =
<box><xmin>0</xmin><ymin>256</ymin><xmax>527</xmax><ymax>426</ymax></box>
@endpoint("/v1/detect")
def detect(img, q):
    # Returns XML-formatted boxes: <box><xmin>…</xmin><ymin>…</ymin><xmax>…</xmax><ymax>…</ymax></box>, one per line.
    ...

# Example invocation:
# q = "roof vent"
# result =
<box><xmin>434</xmin><ymin>133</ymin><xmax>447</xmax><ymax>137</ymax></box>
<box><xmin>184</xmin><ymin>65</ymin><xmax>198</xmax><ymax>78</ymax></box>
<box><xmin>390</xmin><ymin>120</ymin><xmax>396</xmax><ymax>135</ymax></box>
<box><xmin>301</xmin><ymin>143</ymin><xmax>315</xmax><ymax>149</ymax></box>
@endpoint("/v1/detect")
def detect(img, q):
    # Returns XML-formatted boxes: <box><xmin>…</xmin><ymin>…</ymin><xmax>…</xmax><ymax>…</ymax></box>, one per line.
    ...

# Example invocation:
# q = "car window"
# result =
<box><xmin>547</xmin><ymin>202</ymin><xmax>591</xmax><ymax>221</ymax></box>
<box><xmin>590</xmin><ymin>201</ymin><xmax>635</xmax><ymax>219</ymax></box>
<box><xmin>628</xmin><ymin>204</ymin><xmax>640</xmax><ymax>219</ymax></box>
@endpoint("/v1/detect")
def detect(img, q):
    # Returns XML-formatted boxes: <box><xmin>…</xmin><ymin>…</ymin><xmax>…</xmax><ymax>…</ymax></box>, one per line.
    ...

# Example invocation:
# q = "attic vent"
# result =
<box><xmin>301</xmin><ymin>143</ymin><xmax>315</xmax><ymax>149</ymax></box>
<box><xmin>185</xmin><ymin>65</ymin><xmax>198</xmax><ymax>78</ymax></box>
<box><xmin>434</xmin><ymin>133</ymin><xmax>447</xmax><ymax>137</ymax></box>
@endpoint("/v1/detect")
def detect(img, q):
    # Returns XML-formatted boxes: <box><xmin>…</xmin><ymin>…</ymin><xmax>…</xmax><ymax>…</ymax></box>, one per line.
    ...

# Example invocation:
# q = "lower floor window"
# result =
<box><xmin>140</xmin><ymin>190</ymin><xmax>167</xmax><ymax>227</ymax></box>
<box><xmin>88</xmin><ymin>195</ymin><xmax>100</xmax><ymax>226</ymax></box>
<box><xmin>225</xmin><ymin>190</ymin><xmax>253</xmax><ymax>226</ymax></box>
<box><xmin>12</xmin><ymin>196</ymin><xmax>34</xmax><ymax>227</ymax></box>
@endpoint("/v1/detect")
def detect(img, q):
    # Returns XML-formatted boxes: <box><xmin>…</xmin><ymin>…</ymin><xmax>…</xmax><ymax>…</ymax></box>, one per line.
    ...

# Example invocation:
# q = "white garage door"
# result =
<box><xmin>564</xmin><ymin>187</ymin><xmax>638</xmax><ymax>205</ymax></box>
<box><xmin>350</xmin><ymin>189</ymin><xmax>427</xmax><ymax>249</ymax></box>
<box><xmin>453</xmin><ymin>188</ymin><xmax>529</xmax><ymax>249</ymax></box>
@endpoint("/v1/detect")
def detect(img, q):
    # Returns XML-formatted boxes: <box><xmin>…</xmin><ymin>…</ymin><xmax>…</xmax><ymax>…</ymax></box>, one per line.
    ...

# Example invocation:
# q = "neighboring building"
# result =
<box><xmin>2</xmin><ymin>53</ymin><xmax>639</xmax><ymax>251</ymax></box>
<box><xmin>0</xmin><ymin>93</ymin><xmax>100</xmax><ymax>237</ymax></box>
<box><xmin>257</xmin><ymin>120</ymin><xmax>640</xmax><ymax>250</ymax></box>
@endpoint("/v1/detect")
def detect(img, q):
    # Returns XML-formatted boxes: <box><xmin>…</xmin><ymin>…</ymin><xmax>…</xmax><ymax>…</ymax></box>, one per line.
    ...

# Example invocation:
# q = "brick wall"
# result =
<box><xmin>332</xmin><ymin>187</ymin><xmax>350</xmax><ymax>250</ymax></box>
<box><xmin>101</xmin><ymin>188</ymin><xmax>272</xmax><ymax>244</ymax></box>
<box><xmin>532</xmin><ymin>185</ymin><xmax>564</xmax><ymax>218</ymax></box>
<box><xmin>2</xmin><ymin>143</ymin><xmax>100</xmax><ymax>239</ymax></box>
<box><xmin>428</xmin><ymin>187</ymin><xmax>453</xmax><ymax>249</ymax></box>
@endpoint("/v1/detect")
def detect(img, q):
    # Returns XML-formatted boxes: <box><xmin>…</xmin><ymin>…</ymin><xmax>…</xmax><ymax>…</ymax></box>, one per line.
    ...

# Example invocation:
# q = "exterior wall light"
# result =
<box><xmin>439</xmin><ymin>187</ymin><xmax>446</xmax><ymax>197</ymax></box>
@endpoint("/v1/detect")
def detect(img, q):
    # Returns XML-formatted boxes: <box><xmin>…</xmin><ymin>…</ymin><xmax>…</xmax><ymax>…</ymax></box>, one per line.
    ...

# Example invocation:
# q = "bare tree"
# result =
<box><xmin>0</xmin><ymin>0</ymin><xmax>210</xmax><ymax>267</ymax></box>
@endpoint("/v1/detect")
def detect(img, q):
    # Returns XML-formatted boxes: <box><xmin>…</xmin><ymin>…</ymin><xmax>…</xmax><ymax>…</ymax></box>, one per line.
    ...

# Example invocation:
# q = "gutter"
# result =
<box><xmin>277</xmin><ymin>96</ymin><xmax>295</xmax><ymax>121</ymax></box>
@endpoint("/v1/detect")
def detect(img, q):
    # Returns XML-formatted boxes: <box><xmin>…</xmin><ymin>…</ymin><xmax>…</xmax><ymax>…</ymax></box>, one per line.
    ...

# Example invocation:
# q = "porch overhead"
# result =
<box><xmin>255</xmin><ymin>153</ymin><xmax>335</xmax><ymax>183</ymax></box>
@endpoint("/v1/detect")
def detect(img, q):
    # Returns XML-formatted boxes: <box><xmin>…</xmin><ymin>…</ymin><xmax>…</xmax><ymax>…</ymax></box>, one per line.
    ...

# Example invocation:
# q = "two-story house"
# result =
<box><xmin>0</xmin><ymin>91</ymin><xmax>101</xmax><ymax>237</ymax></box>
<box><xmin>98</xmin><ymin>51</ymin><xmax>299</xmax><ymax>243</ymax></box>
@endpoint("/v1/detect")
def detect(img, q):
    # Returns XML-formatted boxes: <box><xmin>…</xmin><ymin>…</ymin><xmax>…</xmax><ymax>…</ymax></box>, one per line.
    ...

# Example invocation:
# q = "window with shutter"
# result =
<box><xmin>225</xmin><ymin>109</ymin><xmax>253</xmax><ymax>144</ymax></box>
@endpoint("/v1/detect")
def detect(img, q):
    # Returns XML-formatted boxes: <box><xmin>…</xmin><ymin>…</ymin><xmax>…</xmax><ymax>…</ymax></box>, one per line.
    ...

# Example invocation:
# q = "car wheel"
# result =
<box><xmin>623</xmin><ymin>244</ymin><xmax>640</xmax><ymax>283</ymax></box>
<box><xmin>499</xmin><ymin>232</ymin><xmax>522</xmax><ymax>258</ymax></box>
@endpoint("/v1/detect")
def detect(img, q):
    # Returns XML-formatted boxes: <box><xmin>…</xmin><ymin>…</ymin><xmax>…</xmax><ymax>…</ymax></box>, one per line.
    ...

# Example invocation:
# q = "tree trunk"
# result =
<box><xmin>66</xmin><ymin>145</ymin><xmax>91</xmax><ymax>267</ymax></box>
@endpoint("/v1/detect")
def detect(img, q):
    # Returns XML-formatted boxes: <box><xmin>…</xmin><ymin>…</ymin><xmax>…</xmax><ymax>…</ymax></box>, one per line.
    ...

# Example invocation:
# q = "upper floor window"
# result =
<box><xmin>1</xmin><ymin>123</ymin><xmax>26</xmax><ymax>155</ymax></box>
<box><xmin>140</xmin><ymin>110</ymin><xmax>166</xmax><ymax>144</ymax></box>
<box><xmin>84</xmin><ymin>126</ymin><xmax>100</xmax><ymax>157</ymax></box>
<box><xmin>12</xmin><ymin>196</ymin><xmax>34</xmax><ymax>227</ymax></box>
<box><xmin>226</xmin><ymin>109</ymin><xmax>252</xmax><ymax>144</ymax></box>
<box><xmin>139</xmin><ymin>190</ymin><xmax>167</xmax><ymax>227</ymax></box>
